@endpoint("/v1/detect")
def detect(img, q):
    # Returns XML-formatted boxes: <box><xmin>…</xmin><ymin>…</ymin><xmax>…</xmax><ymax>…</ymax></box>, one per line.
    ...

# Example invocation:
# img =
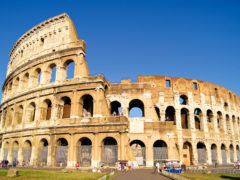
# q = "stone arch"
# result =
<box><xmin>22</xmin><ymin>72</ymin><xmax>29</xmax><ymax>89</ymax></box>
<box><xmin>60</xmin><ymin>96</ymin><xmax>71</xmax><ymax>119</ymax></box>
<box><xmin>6</xmin><ymin>108</ymin><xmax>14</xmax><ymax>127</ymax></box>
<box><xmin>49</xmin><ymin>63</ymin><xmax>57</xmax><ymax>82</ymax></box>
<box><xmin>211</xmin><ymin>144</ymin><xmax>217</xmax><ymax>163</ymax></box>
<box><xmin>129</xmin><ymin>99</ymin><xmax>144</xmax><ymax>117</ymax></box>
<box><xmin>236</xmin><ymin>145</ymin><xmax>240</xmax><ymax>161</ymax></box>
<box><xmin>194</xmin><ymin>108</ymin><xmax>202</xmax><ymax>130</ymax></box>
<box><xmin>181</xmin><ymin>108</ymin><xmax>189</xmax><ymax>129</ymax></box>
<box><xmin>16</xmin><ymin>105</ymin><xmax>23</xmax><ymax>124</ymax></box>
<box><xmin>80</xmin><ymin>94</ymin><xmax>93</xmax><ymax>117</ymax></box>
<box><xmin>14</xmin><ymin>77</ymin><xmax>20</xmax><ymax>90</ymax></box>
<box><xmin>229</xmin><ymin>144</ymin><xmax>234</xmax><ymax>163</ymax></box>
<box><xmin>224</xmin><ymin>102</ymin><xmax>228</xmax><ymax>111</ymax></box>
<box><xmin>55</xmin><ymin>138</ymin><xmax>68</xmax><ymax>167</ymax></box>
<box><xmin>217</xmin><ymin>111</ymin><xmax>223</xmax><ymax>129</ymax></box>
<box><xmin>110</xmin><ymin>101</ymin><xmax>121</xmax><ymax>116</ymax></box>
<box><xmin>226</xmin><ymin>114</ymin><xmax>230</xmax><ymax>131</ymax></box>
<box><xmin>197</xmin><ymin>142</ymin><xmax>206</xmax><ymax>163</ymax></box>
<box><xmin>130</xmin><ymin>140</ymin><xmax>146</xmax><ymax>166</ymax></box>
<box><xmin>101</xmin><ymin>137</ymin><xmax>118</xmax><ymax>166</ymax></box>
<box><xmin>26</xmin><ymin>102</ymin><xmax>36</xmax><ymax>122</ymax></box>
<box><xmin>77</xmin><ymin>137</ymin><xmax>92</xmax><ymax>167</ymax></box>
<box><xmin>221</xmin><ymin>144</ymin><xmax>227</xmax><ymax>164</ymax></box>
<box><xmin>165</xmin><ymin>106</ymin><xmax>175</xmax><ymax>123</ymax></box>
<box><xmin>183</xmin><ymin>141</ymin><xmax>193</xmax><ymax>166</ymax></box>
<box><xmin>3</xmin><ymin>142</ymin><xmax>9</xmax><ymax>160</ymax></box>
<box><xmin>23</xmin><ymin>140</ymin><xmax>32</xmax><ymax>165</ymax></box>
<box><xmin>33</xmin><ymin>68</ymin><xmax>42</xmax><ymax>86</ymax></box>
<box><xmin>12</xmin><ymin>141</ymin><xmax>19</xmax><ymax>162</ymax></box>
<box><xmin>64</xmin><ymin>59</ymin><xmax>75</xmax><ymax>80</ymax></box>
<box><xmin>154</xmin><ymin>106</ymin><xmax>160</xmax><ymax>120</ymax></box>
<box><xmin>37</xmin><ymin>138</ymin><xmax>48</xmax><ymax>166</ymax></box>
<box><xmin>179</xmin><ymin>95</ymin><xmax>188</xmax><ymax>105</ymax></box>
<box><xmin>153</xmin><ymin>140</ymin><xmax>168</xmax><ymax>161</ymax></box>
<box><xmin>207</xmin><ymin>109</ymin><xmax>213</xmax><ymax>123</ymax></box>
<box><xmin>41</xmin><ymin>99</ymin><xmax>52</xmax><ymax>120</ymax></box>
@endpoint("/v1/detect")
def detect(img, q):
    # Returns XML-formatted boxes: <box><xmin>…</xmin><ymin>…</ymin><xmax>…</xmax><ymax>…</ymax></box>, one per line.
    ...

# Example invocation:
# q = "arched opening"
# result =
<box><xmin>226</xmin><ymin>114</ymin><xmax>230</xmax><ymax>132</ymax></box>
<box><xmin>194</xmin><ymin>108</ymin><xmax>202</xmax><ymax>130</ymax></box>
<box><xmin>33</xmin><ymin>68</ymin><xmax>41</xmax><ymax>86</ymax></box>
<box><xmin>211</xmin><ymin>144</ymin><xmax>217</xmax><ymax>163</ymax></box>
<box><xmin>23</xmin><ymin>140</ymin><xmax>32</xmax><ymax>166</ymax></box>
<box><xmin>179</xmin><ymin>95</ymin><xmax>188</xmax><ymax>105</ymax></box>
<box><xmin>110</xmin><ymin>101</ymin><xmax>121</xmax><ymax>116</ymax></box>
<box><xmin>37</xmin><ymin>139</ymin><xmax>48</xmax><ymax>167</ymax></box>
<box><xmin>153</xmin><ymin>140</ymin><xmax>168</xmax><ymax>162</ymax></box>
<box><xmin>22</xmin><ymin>73</ymin><xmax>29</xmax><ymax>89</ymax></box>
<box><xmin>27</xmin><ymin>102</ymin><xmax>36</xmax><ymax>122</ymax></box>
<box><xmin>183</xmin><ymin>142</ymin><xmax>193</xmax><ymax>166</ymax></box>
<box><xmin>55</xmin><ymin>138</ymin><xmax>68</xmax><ymax>167</ymax></box>
<box><xmin>8</xmin><ymin>82</ymin><xmax>13</xmax><ymax>94</ymax></box>
<box><xmin>230</xmin><ymin>144</ymin><xmax>234</xmax><ymax>163</ymax></box>
<box><xmin>101</xmin><ymin>137</ymin><xmax>118</xmax><ymax>166</ymax></box>
<box><xmin>221</xmin><ymin>144</ymin><xmax>227</xmax><ymax>164</ymax></box>
<box><xmin>181</xmin><ymin>108</ymin><xmax>189</xmax><ymax>129</ymax></box>
<box><xmin>3</xmin><ymin>142</ymin><xmax>9</xmax><ymax>160</ymax></box>
<box><xmin>155</xmin><ymin>106</ymin><xmax>160</xmax><ymax>120</ymax></box>
<box><xmin>6</xmin><ymin>108</ymin><xmax>13</xmax><ymax>127</ymax></box>
<box><xmin>129</xmin><ymin>99</ymin><xmax>144</xmax><ymax>117</ymax></box>
<box><xmin>41</xmin><ymin>99</ymin><xmax>52</xmax><ymax>120</ymax></box>
<box><xmin>80</xmin><ymin>95</ymin><xmax>93</xmax><ymax>117</ymax></box>
<box><xmin>61</xmin><ymin>96</ymin><xmax>71</xmax><ymax>119</ymax></box>
<box><xmin>77</xmin><ymin>137</ymin><xmax>92</xmax><ymax>167</ymax></box>
<box><xmin>130</xmin><ymin>140</ymin><xmax>146</xmax><ymax>166</ymax></box>
<box><xmin>224</xmin><ymin>102</ymin><xmax>228</xmax><ymax>111</ymax></box>
<box><xmin>165</xmin><ymin>106</ymin><xmax>175</xmax><ymax>123</ymax></box>
<box><xmin>236</xmin><ymin>145</ymin><xmax>240</xmax><ymax>161</ymax></box>
<box><xmin>50</xmin><ymin>64</ymin><xmax>57</xmax><ymax>82</ymax></box>
<box><xmin>12</xmin><ymin>141</ymin><xmax>19</xmax><ymax>162</ymax></box>
<box><xmin>232</xmin><ymin>116</ymin><xmax>236</xmax><ymax>134</ymax></box>
<box><xmin>64</xmin><ymin>60</ymin><xmax>75</xmax><ymax>80</ymax></box>
<box><xmin>197</xmin><ymin>142</ymin><xmax>206</xmax><ymax>163</ymax></box>
<box><xmin>217</xmin><ymin>111</ymin><xmax>222</xmax><ymax>129</ymax></box>
<box><xmin>16</xmin><ymin>105</ymin><xmax>23</xmax><ymax>124</ymax></box>
<box><xmin>15</xmin><ymin>77</ymin><xmax>20</xmax><ymax>90</ymax></box>
<box><xmin>207</xmin><ymin>110</ymin><xmax>213</xmax><ymax>123</ymax></box>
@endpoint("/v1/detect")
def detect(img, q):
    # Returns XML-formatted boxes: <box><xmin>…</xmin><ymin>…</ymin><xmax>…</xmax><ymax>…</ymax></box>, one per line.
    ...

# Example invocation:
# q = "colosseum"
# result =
<box><xmin>0</xmin><ymin>13</ymin><xmax>239</xmax><ymax>168</ymax></box>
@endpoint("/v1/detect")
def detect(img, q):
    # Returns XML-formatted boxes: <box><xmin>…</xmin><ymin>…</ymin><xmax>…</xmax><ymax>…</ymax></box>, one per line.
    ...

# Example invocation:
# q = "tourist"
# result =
<box><xmin>156</xmin><ymin>162</ymin><xmax>160</xmax><ymax>173</ymax></box>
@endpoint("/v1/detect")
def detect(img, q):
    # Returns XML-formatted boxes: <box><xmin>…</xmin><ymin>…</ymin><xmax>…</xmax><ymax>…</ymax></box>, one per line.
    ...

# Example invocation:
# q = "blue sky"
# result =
<box><xmin>0</xmin><ymin>0</ymin><xmax>240</xmax><ymax>101</ymax></box>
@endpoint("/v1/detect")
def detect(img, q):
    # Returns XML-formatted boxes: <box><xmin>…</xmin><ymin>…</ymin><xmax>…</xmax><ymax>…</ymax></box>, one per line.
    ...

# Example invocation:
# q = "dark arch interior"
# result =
<box><xmin>221</xmin><ymin>144</ymin><xmax>226</xmax><ymax>150</ymax></box>
<box><xmin>130</xmin><ymin>140</ymin><xmax>145</xmax><ymax>147</ymax></box>
<box><xmin>155</xmin><ymin>106</ymin><xmax>160</xmax><ymax>120</ymax></box>
<box><xmin>57</xmin><ymin>138</ymin><xmax>68</xmax><ymax>146</ymax></box>
<box><xmin>197</xmin><ymin>143</ymin><xmax>206</xmax><ymax>149</ymax></box>
<box><xmin>165</xmin><ymin>106</ymin><xmax>175</xmax><ymax>122</ymax></box>
<box><xmin>111</xmin><ymin>101</ymin><xmax>121</xmax><ymax>115</ymax></box>
<box><xmin>153</xmin><ymin>140</ymin><xmax>167</xmax><ymax>147</ymax></box>
<box><xmin>211</xmin><ymin>144</ymin><xmax>217</xmax><ymax>150</ymax></box>
<box><xmin>207</xmin><ymin>110</ymin><xmax>213</xmax><ymax>122</ymax></box>
<box><xmin>79</xmin><ymin>137</ymin><xmax>92</xmax><ymax>145</ymax></box>
<box><xmin>181</xmin><ymin>108</ymin><xmax>189</xmax><ymax>129</ymax></box>
<box><xmin>179</xmin><ymin>95</ymin><xmax>188</xmax><ymax>105</ymax></box>
<box><xmin>129</xmin><ymin>99</ymin><xmax>144</xmax><ymax>117</ymax></box>
<box><xmin>41</xmin><ymin>139</ymin><xmax>48</xmax><ymax>147</ymax></box>
<box><xmin>81</xmin><ymin>94</ymin><xmax>93</xmax><ymax>116</ymax></box>
<box><xmin>103</xmin><ymin>137</ymin><xmax>117</xmax><ymax>145</ymax></box>
<box><xmin>183</xmin><ymin>142</ymin><xmax>192</xmax><ymax>149</ymax></box>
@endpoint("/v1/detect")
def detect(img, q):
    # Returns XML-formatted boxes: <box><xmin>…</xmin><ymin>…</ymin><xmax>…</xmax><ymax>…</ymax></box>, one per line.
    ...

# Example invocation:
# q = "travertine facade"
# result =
<box><xmin>0</xmin><ymin>13</ymin><xmax>240</xmax><ymax>168</ymax></box>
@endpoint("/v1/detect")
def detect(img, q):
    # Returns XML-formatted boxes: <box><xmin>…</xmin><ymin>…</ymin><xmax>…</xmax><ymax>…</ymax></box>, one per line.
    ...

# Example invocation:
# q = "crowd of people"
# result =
<box><xmin>0</xmin><ymin>160</ymin><xmax>19</xmax><ymax>168</ymax></box>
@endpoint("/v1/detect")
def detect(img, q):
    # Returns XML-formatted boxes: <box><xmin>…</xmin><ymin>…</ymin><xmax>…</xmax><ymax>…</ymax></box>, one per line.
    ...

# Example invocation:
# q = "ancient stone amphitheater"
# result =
<box><xmin>0</xmin><ymin>13</ymin><xmax>239</xmax><ymax>168</ymax></box>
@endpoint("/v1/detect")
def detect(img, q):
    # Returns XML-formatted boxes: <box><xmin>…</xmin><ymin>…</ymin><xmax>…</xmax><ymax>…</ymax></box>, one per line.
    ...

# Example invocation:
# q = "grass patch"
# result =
<box><xmin>182</xmin><ymin>173</ymin><xmax>240</xmax><ymax>180</ymax></box>
<box><xmin>0</xmin><ymin>169</ymin><xmax>105</xmax><ymax>180</ymax></box>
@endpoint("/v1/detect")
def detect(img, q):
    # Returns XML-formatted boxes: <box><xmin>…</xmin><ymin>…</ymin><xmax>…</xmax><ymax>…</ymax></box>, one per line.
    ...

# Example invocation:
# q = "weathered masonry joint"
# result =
<box><xmin>0</xmin><ymin>13</ymin><xmax>240</xmax><ymax>168</ymax></box>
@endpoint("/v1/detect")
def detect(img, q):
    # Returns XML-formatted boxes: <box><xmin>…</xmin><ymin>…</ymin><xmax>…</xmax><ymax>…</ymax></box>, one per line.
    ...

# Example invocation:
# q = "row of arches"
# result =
<box><xmin>183</xmin><ymin>142</ymin><xmax>240</xmax><ymax>165</ymax></box>
<box><xmin>2</xmin><ymin>94</ymin><xmax>94</xmax><ymax>127</ymax></box>
<box><xmin>4</xmin><ymin>59</ymin><xmax>75</xmax><ymax>99</ymax></box>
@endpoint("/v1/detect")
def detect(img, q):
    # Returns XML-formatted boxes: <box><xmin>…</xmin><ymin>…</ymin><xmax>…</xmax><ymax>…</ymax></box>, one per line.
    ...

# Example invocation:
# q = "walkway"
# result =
<box><xmin>114</xmin><ymin>169</ymin><xmax>171</xmax><ymax>180</ymax></box>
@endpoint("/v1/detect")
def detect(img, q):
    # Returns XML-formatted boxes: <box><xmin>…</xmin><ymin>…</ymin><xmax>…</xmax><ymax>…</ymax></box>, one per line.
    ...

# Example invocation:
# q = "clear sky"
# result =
<box><xmin>0</xmin><ymin>0</ymin><xmax>240</xmax><ymax>101</ymax></box>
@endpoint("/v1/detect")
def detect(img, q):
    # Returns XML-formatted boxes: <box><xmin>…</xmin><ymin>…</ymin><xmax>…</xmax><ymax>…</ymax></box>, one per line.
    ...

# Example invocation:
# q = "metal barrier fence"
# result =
<box><xmin>77</xmin><ymin>145</ymin><xmax>92</xmax><ymax>167</ymax></box>
<box><xmin>12</xmin><ymin>148</ymin><xmax>18</xmax><ymax>161</ymax></box>
<box><xmin>197</xmin><ymin>148</ymin><xmax>206</xmax><ymax>163</ymax></box>
<box><xmin>101</xmin><ymin>145</ymin><xmax>118</xmax><ymax>166</ymax></box>
<box><xmin>55</xmin><ymin>146</ymin><xmax>68</xmax><ymax>167</ymax></box>
<box><xmin>131</xmin><ymin>146</ymin><xmax>146</xmax><ymax>166</ymax></box>
<box><xmin>154</xmin><ymin>147</ymin><xmax>168</xmax><ymax>161</ymax></box>
<box><xmin>37</xmin><ymin>147</ymin><xmax>48</xmax><ymax>166</ymax></box>
<box><xmin>222</xmin><ymin>149</ymin><xmax>227</xmax><ymax>164</ymax></box>
<box><xmin>23</xmin><ymin>147</ymin><xmax>32</xmax><ymax>166</ymax></box>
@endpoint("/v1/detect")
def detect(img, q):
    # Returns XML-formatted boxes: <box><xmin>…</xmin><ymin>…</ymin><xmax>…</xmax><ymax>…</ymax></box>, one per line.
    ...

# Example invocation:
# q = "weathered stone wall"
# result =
<box><xmin>0</xmin><ymin>13</ymin><xmax>239</xmax><ymax>168</ymax></box>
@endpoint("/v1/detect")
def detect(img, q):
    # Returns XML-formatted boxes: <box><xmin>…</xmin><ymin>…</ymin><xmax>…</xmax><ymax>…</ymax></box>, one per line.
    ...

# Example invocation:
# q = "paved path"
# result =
<box><xmin>114</xmin><ymin>169</ymin><xmax>171</xmax><ymax>180</ymax></box>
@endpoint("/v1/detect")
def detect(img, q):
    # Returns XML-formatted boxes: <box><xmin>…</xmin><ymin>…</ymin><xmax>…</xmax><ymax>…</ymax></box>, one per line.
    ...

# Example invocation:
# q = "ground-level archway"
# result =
<box><xmin>23</xmin><ymin>140</ymin><xmax>32</xmax><ymax>166</ymax></box>
<box><xmin>197</xmin><ymin>142</ymin><xmax>206</xmax><ymax>163</ymax></box>
<box><xmin>230</xmin><ymin>144</ymin><xmax>234</xmax><ymax>163</ymax></box>
<box><xmin>77</xmin><ymin>137</ymin><xmax>92</xmax><ymax>167</ymax></box>
<box><xmin>153</xmin><ymin>140</ymin><xmax>168</xmax><ymax>162</ymax></box>
<box><xmin>211</xmin><ymin>144</ymin><xmax>217</xmax><ymax>163</ymax></box>
<box><xmin>12</xmin><ymin>141</ymin><xmax>19</xmax><ymax>162</ymax></box>
<box><xmin>130</xmin><ymin>140</ymin><xmax>146</xmax><ymax>166</ymax></box>
<box><xmin>221</xmin><ymin>144</ymin><xmax>227</xmax><ymax>164</ymax></box>
<box><xmin>55</xmin><ymin>138</ymin><xmax>68</xmax><ymax>167</ymax></box>
<box><xmin>183</xmin><ymin>142</ymin><xmax>193</xmax><ymax>166</ymax></box>
<box><xmin>101</xmin><ymin>137</ymin><xmax>118</xmax><ymax>166</ymax></box>
<box><xmin>37</xmin><ymin>139</ymin><xmax>48</xmax><ymax>166</ymax></box>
